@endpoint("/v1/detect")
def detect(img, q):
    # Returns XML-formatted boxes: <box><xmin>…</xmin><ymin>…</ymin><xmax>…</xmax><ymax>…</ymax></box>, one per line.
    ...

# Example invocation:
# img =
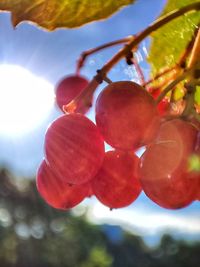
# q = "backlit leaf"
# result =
<box><xmin>0</xmin><ymin>0</ymin><xmax>135</xmax><ymax>30</ymax></box>
<box><xmin>148</xmin><ymin>0</ymin><xmax>200</xmax><ymax>76</ymax></box>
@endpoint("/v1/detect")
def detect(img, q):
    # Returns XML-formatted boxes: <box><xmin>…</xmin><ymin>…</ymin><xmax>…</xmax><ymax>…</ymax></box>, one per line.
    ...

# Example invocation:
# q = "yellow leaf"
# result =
<box><xmin>0</xmin><ymin>0</ymin><xmax>135</xmax><ymax>30</ymax></box>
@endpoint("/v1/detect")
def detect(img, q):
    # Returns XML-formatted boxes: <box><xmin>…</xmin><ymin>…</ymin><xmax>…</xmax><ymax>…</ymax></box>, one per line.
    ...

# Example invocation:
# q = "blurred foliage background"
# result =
<box><xmin>0</xmin><ymin>1</ymin><xmax>199</xmax><ymax>266</ymax></box>
<box><xmin>0</xmin><ymin>168</ymin><xmax>199</xmax><ymax>267</ymax></box>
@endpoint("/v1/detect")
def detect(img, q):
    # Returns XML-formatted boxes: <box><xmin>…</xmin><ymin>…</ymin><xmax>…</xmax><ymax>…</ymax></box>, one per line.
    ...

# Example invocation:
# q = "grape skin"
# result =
<box><xmin>197</xmin><ymin>188</ymin><xmax>200</xmax><ymax>200</ymax></box>
<box><xmin>95</xmin><ymin>81</ymin><xmax>160</xmax><ymax>151</ymax></box>
<box><xmin>156</xmin><ymin>118</ymin><xmax>199</xmax><ymax>156</ymax></box>
<box><xmin>40</xmin><ymin>73</ymin><xmax>200</xmax><ymax>211</ymax></box>
<box><xmin>139</xmin><ymin>119</ymin><xmax>199</xmax><ymax>209</ymax></box>
<box><xmin>44</xmin><ymin>113</ymin><xmax>105</xmax><ymax>185</ymax></box>
<box><xmin>148</xmin><ymin>87</ymin><xmax>169</xmax><ymax>115</ymax></box>
<box><xmin>55</xmin><ymin>75</ymin><xmax>89</xmax><ymax>114</ymax></box>
<box><xmin>37</xmin><ymin>160</ymin><xmax>90</xmax><ymax>210</ymax></box>
<box><xmin>91</xmin><ymin>150</ymin><xmax>142</xmax><ymax>209</ymax></box>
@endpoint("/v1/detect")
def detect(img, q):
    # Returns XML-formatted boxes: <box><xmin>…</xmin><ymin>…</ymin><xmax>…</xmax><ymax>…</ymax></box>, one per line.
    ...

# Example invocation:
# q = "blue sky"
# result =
<box><xmin>0</xmin><ymin>0</ymin><xmax>199</xmax><ymax>245</ymax></box>
<box><xmin>0</xmin><ymin>0</ymin><xmax>166</xmax><ymax>176</ymax></box>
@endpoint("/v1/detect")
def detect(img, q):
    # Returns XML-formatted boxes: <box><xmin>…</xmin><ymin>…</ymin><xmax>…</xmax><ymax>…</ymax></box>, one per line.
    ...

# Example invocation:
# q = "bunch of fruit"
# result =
<box><xmin>36</xmin><ymin>74</ymin><xmax>200</xmax><ymax>210</ymax></box>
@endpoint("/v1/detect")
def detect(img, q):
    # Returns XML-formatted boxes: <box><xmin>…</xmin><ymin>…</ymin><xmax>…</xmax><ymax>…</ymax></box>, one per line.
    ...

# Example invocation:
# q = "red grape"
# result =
<box><xmin>87</xmin><ymin>182</ymin><xmax>94</xmax><ymax>198</ymax></box>
<box><xmin>36</xmin><ymin>160</ymin><xmax>90</xmax><ymax>210</ymax></box>
<box><xmin>194</xmin><ymin>159</ymin><xmax>200</xmax><ymax>202</ymax></box>
<box><xmin>55</xmin><ymin>74</ymin><xmax>89</xmax><ymax>114</ymax></box>
<box><xmin>44</xmin><ymin>113</ymin><xmax>105</xmax><ymax>185</ymax></box>
<box><xmin>95</xmin><ymin>81</ymin><xmax>160</xmax><ymax>151</ymax></box>
<box><xmin>139</xmin><ymin>118</ymin><xmax>199</xmax><ymax>209</ymax></box>
<box><xmin>156</xmin><ymin>118</ymin><xmax>199</xmax><ymax>153</ymax></box>
<box><xmin>148</xmin><ymin>87</ymin><xmax>169</xmax><ymax>115</ymax></box>
<box><xmin>195</xmin><ymin>148</ymin><xmax>200</xmax><ymax>202</ymax></box>
<box><xmin>197</xmin><ymin>185</ymin><xmax>200</xmax><ymax>200</ymax></box>
<box><xmin>91</xmin><ymin>150</ymin><xmax>141</xmax><ymax>209</ymax></box>
<box><xmin>188</xmin><ymin>126</ymin><xmax>200</xmax><ymax>201</ymax></box>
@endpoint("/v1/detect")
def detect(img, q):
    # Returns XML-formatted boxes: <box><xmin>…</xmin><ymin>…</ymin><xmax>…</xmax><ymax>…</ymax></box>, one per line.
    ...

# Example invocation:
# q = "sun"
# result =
<box><xmin>0</xmin><ymin>64</ymin><xmax>55</xmax><ymax>137</ymax></box>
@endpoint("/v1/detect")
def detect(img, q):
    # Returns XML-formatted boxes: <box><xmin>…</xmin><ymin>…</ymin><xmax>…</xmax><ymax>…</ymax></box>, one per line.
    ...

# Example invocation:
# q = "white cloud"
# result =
<box><xmin>85</xmin><ymin>201</ymin><xmax>200</xmax><ymax>236</ymax></box>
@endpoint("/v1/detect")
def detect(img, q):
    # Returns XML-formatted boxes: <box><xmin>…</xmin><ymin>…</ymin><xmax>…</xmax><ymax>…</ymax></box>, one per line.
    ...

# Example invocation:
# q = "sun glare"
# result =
<box><xmin>0</xmin><ymin>64</ymin><xmax>55</xmax><ymax>136</ymax></box>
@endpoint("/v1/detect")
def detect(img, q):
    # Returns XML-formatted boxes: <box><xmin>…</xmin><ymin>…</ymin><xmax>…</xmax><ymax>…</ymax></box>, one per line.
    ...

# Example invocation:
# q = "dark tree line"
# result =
<box><xmin>0</xmin><ymin>168</ymin><xmax>199</xmax><ymax>267</ymax></box>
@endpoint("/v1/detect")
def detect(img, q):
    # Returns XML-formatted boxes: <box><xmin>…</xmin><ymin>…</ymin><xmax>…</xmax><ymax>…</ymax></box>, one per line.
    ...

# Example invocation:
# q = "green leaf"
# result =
<box><xmin>0</xmin><ymin>0</ymin><xmax>135</xmax><ymax>30</ymax></box>
<box><xmin>148</xmin><ymin>0</ymin><xmax>200</xmax><ymax>76</ymax></box>
<box><xmin>188</xmin><ymin>154</ymin><xmax>200</xmax><ymax>172</ymax></box>
<box><xmin>194</xmin><ymin>85</ymin><xmax>200</xmax><ymax>104</ymax></box>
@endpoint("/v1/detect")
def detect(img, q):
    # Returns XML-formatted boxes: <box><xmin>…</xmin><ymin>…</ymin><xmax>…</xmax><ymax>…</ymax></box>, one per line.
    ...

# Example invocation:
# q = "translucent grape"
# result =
<box><xmin>36</xmin><ymin>160</ymin><xmax>90</xmax><ymax>210</ymax></box>
<box><xmin>95</xmin><ymin>81</ymin><xmax>160</xmax><ymax>151</ymax></box>
<box><xmin>156</xmin><ymin>118</ymin><xmax>199</xmax><ymax>156</ymax></box>
<box><xmin>197</xmin><ymin>185</ymin><xmax>200</xmax><ymax>200</ymax></box>
<box><xmin>91</xmin><ymin>150</ymin><xmax>141</xmax><ymax>209</ymax></box>
<box><xmin>148</xmin><ymin>87</ymin><xmax>169</xmax><ymax>115</ymax></box>
<box><xmin>55</xmin><ymin>74</ymin><xmax>89</xmax><ymax>114</ymax></box>
<box><xmin>139</xmin><ymin>119</ymin><xmax>199</xmax><ymax>209</ymax></box>
<box><xmin>45</xmin><ymin>113</ymin><xmax>105</xmax><ymax>185</ymax></box>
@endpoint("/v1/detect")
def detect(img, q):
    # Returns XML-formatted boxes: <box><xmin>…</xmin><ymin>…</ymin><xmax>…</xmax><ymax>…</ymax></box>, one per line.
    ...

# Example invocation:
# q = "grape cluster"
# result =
<box><xmin>36</xmin><ymin>75</ymin><xmax>200</xmax><ymax>210</ymax></box>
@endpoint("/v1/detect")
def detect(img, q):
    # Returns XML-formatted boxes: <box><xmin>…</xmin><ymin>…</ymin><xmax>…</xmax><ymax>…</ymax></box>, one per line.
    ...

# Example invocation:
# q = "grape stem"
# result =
<box><xmin>155</xmin><ymin>66</ymin><xmax>197</xmax><ymax>104</ymax></box>
<box><xmin>129</xmin><ymin>56</ymin><xmax>145</xmax><ymax>84</ymax></box>
<box><xmin>143</xmin><ymin>66</ymin><xmax>178</xmax><ymax>87</ymax></box>
<box><xmin>96</xmin><ymin>69</ymin><xmax>113</xmax><ymax>84</ymax></box>
<box><xmin>188</xmin><ymin>26</ymin><xmax>200</xmax><ymax>68</ymax></box>
<box><xmin>103</xmin><ymin>76</ymin><xmax>113</xmax><ymax>84</ymax></box>
<box><xmin>76</xmin><ymin>36</ymin><xmax>133</xmax><ymax>74</ymax></box>
<box><xmin>181</xmin><ymin>83</ymin><xmax>196</xmax><ymax>118</ymax></box>
<box><xmin>181</xmin><ymin>26</ymin><xmax>200</xmax><ymax>117</ymax></box>
<box><xmin>65</xmin><ymin>2</ymin><xmax>200</xmax><ymax>113</ymax></box>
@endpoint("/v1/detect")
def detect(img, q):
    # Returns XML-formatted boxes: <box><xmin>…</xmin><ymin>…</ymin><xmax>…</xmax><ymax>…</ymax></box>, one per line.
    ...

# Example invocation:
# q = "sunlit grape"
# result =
<box><xmin>37</xmin><ymin>160</ymin><xmax>90</xmax><ymax>210</ymax></box>
<box><xmin>45</xmin><ymin>113</ymin><xmax>105</xmax><ymax>185</ymax></box>
<box><xmin>139</xmin><ymin>119</ymin><xmax>200</xmax><ymax>209</ymax></box>
<box><xmin>92</xmin><ymin>150</ymin><xmax>141</xmax><ymax>208</ymax></box>
<box><xmin>95</xmin><ymin>81</ymin><xmax>160</xmax><ymax>151</ymax></box>
<box><xmin>55</xmin><ymin>74</ymin><xmax>89</xmax><ymax>113</ymax></box>
<box><xmin>148</xmin><ymin>87</ymin><xmax>169</xmax><ymax>115</ymax></box>
<box><xmin>156</xmin><ymin>118</ymin><xmax>199</xmax><ymax>156</ymax></box>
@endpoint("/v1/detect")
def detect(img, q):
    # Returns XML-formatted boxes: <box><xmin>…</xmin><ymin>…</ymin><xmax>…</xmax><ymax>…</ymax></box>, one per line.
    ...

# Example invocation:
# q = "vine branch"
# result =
<box><xmin>76</xmin><ymin>36</ymin><xmax>133</xmax><ymax>74</ymax></box>
<box><xmin>143</xmin><ymin>66</ymin><xmax>178</xmax><ymax>87</ymax></box>
<box><xmin>65</xmin><ymin>2</ymin><xmax>200</xmax><ymax>113</ymax></box>
<box><xmin>156</xmin><ymin>67</ymin><xmax>196</xmax><ymax>104</ymax></box>
<box><xmin>129</xmin><ymin>56</ymin><xmax>145</xmax><ymax>84</ymax></box>
<box><xmin>188</xmin><ymin>26</ymin><xmax>200</xmax><ymax>68</ymax></box>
